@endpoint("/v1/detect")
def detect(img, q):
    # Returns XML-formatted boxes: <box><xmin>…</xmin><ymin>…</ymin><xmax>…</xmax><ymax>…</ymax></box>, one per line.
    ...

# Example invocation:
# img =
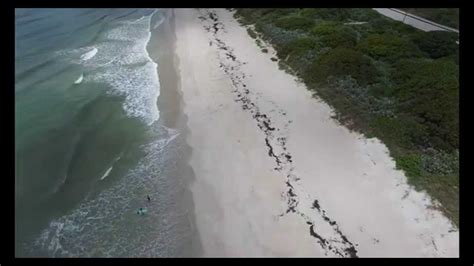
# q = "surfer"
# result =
<box><xmin>137</xmin><ymin>207</ymin><xmax>146</xmax><ymax>215</ymax></box>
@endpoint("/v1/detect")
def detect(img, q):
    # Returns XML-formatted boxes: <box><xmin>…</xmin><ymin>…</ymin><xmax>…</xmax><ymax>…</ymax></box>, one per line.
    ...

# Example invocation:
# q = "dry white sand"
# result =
<box><xmin>173</xmin><ymin>8</ymin><xmax>459</xmax><ymax>257</ymax></box>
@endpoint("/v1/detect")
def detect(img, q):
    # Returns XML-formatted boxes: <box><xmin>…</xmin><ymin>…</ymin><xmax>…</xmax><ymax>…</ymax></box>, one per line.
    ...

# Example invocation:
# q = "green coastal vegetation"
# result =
<box><xmin>233</xmin><ymin>8</ymin><xmax>459</xmax><ymax>226</ymax></box>
<box><xmin>398</xmin><ymin>8</ymin><xmax>459</xmax><ymax>29</ymax></box>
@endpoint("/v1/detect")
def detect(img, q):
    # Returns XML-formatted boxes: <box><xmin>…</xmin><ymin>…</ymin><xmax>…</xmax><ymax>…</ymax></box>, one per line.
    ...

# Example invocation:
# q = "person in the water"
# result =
<box><xmin>147</xmin><ymin>195</ymin><xmax>151</xmax><ymax>202</ymax></box>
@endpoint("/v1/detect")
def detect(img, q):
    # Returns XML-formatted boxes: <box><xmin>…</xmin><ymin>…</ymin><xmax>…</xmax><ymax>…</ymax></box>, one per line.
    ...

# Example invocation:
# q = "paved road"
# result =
<box><xmin>373</xmin><ymin>8</ymin><xmax>459</xmax><ymax>33</ymax></box>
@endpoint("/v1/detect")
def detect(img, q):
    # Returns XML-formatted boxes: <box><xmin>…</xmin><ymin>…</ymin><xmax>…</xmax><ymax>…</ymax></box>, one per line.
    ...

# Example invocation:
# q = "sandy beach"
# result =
<box><xmin>173</xmin><ymin>8</ymin><xmax>459</xmax><ymax>257</ymax></box>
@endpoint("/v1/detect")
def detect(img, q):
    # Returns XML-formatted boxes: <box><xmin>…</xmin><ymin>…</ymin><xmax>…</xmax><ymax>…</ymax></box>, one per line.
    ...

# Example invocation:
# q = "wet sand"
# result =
<box><xmin>148</xmin><ymin>8</ymin><xmax>203</xmax><ymax>257</ymax></box>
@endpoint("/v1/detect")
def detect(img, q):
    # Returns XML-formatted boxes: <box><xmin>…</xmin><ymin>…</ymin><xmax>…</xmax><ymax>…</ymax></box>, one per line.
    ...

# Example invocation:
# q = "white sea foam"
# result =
<box><xmin>92</xmin><ymin>60</ymin><xmax>160</xmax><ymax>125</ymax></box>
<box><xmin>146</xmin><ymin>129</ymin><xmax>179</xmax><ymax>153</ymax></box>
<box><xmin>55</xmin><ymin>10</ymin><xmax>161</xmax><ymax>126</ymax></box>
<box><xmin>153</xmin><ymin>14</ymin><xmax>165</xmax><ymax>29</ymax></box>
<box><xmin>74</xmin><ymin>74</ymin><xmax>84</xmax><ymax>84</ymax></box>
<box><xmin>80</xmin><ymin>47</ymin><xmax>98</xmax><ymax>61</ymax></box>
<box><xmin>88</xmin><ymin>9</ymin><xmax>161</xmax><ymax>125</ymax></box>
<box><xmin>29</xmin><ymin>123</ymin><xmax>185</xmax><ymax>257</ymax></box>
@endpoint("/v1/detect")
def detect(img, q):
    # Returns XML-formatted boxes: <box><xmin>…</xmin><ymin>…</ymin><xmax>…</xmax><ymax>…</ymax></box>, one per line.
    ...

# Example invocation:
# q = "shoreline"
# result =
<box><xmin>173</xmin><ymin>8</ymin><xmax>458</xmax><ymax>257</ymax></box>
<box><xmin>148</xmin><ymin>8</ymin><xmax>203</xmax><ymax>257</ymax></box>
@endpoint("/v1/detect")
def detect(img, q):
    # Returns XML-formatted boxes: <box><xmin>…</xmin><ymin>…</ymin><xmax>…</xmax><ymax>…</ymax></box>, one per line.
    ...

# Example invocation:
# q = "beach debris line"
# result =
<box><xmin>198</xmin><ymin>9</ymin><xmax>359</xmax><ymax>258</ymax></box>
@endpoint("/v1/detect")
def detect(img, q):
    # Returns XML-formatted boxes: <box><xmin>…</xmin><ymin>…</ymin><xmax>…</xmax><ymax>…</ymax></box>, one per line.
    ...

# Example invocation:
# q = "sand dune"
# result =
<box><xmin>173</xmin><ymin>8</ymin><xmax>459</xmax><ymax>257</ymax></box>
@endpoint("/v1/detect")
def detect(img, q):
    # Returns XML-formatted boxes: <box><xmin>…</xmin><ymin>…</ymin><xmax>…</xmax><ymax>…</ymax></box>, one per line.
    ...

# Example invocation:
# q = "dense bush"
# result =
<box><xmin>300</xmin><ymin>8</ymin><xmax>380</xmax><ymax>23</ymax></box>
<box><xmin>345</xmin><ymin>8</ymin><xmax>381</xmax><ymax>21</ymax></box>
<box><xmin>392</xmin><ymin>58</ymin><xmax>459</xmax><ymax>151</ymax></box>
<box><xmin>421</xmin><ymin>148</ymin><xmax>459</xmax><ymax>175</ymax></box>
<box><xmin>299</xmin><ymin>8</ymin><xmax>350</xmax><ymax>21</ymax></box>
<box><xmin>411</xmin><ymin>31</ymin><xmax>458</xmax><ymax>59</ymax></box>
<box><xmin>366</xmin><ymin>17</ymin><xmax>396</xmax><ymax>33</ymax></box>
<box><xmin>320</xmin><ymin>27</ymin><xmax>358</xmax><ymax>48</ymax></box>
<box><xmin>397</xmin><ymin>153</ymin><xmax>423</xmax><ymax>177</ymax></box>
<box><xmin>234</xmin><ymin>9</ymin><xmax>298</xmax><ymax>25</ymax></box>
<box><xmin>310</xmin><ymin>21</ymin><xmax>358</xmax><ymax>48</ymax></box>
<box><xmin>247</xmin><ymin>28</ymin><xmax>257</xmax><ymax>39</ymax></box>
<box><xmin>310</xmin><ymin>21</ymin><xmax>341</xmax><ymax>36</ymax></box>
<box><xmin>259</xmin><ymin>9</ymin><xmax>299</xmax><ymax>22</ymax></box>
<box><xmin>278</xmin><ymin>36</ymin><xmax>320</xmax><ymax>58</ymax></box>
<box><xmin>257</xmin><ymin>23</ymin><xmax>308</xmax><ymax>47</ymax></box>
<box><xmin>233</xmin><ymin>9</ymin><xmax>257</xmax><ymax>25</ymax></box>
<box><xmin>390</xmin><ymin>58</ymin><xmax>428</xmax><ymax>85</ymax></box>
<box><xmin>451</xmin><ymin>48</ymin><xmax>459</xmax><ymax>65</ymax></box>
<box><xmin>309</xmin><ymin>47</ymin><xmax>379</xmax><ymax>85</ymax></box>
<box><xmin>369</xmin><ymin>115</ymin><xmax>427</xmax><ymax>150</ymax></box>
<box><xmin>357</xmin><ymin>33</ymin><xmax>422</xmax><ymax>62</ymax></box>
<box><xmin>275</xmin><ymin>16</ymin><xmax>315</xmax><ymax>32</ymax></box>
<box><xmin>327</xmin><ymin>76</ymin><xmax>396</xmax><ymax>117</ymax></box>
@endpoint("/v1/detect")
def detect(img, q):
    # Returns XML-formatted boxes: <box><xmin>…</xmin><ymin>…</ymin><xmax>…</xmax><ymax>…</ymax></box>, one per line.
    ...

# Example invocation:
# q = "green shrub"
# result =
<box><xmin>420</xmin><ymin>174</ymin><xmax>459</xmax><ymax>226</ymax></box>
<box><xmin>233</xmin><ymin>9</ymin><xmax>258</xmax><ymax>25</ymax></box>
<box><xmin>390</xmin><ymin>58</ymin><xmax>427</xmax><ymax>85</ymax></box>
<box><xmin>257</xmin><ymin>23</ymin><xmax>306</xmax><ymax>47</ymax></box>
<box><xmin>275</xmin><ymin>16</ymin><xmax>315</xmax><ymax>32</ymax></box>
<box><xmin>300</xmin><ymin>8</ymin><xmax>351</xmax><ymax>21</ymax></box>
<box><xmin>310</xmin><ymin>21</ymin><xmax>358</xmax><ymax>48</ymax></box>
<box><xmin>421</xmin><ymin>148</ymin><xmax>459</xmax><ymax>175</ymax></box>
<box><xmin>344</xmin><ymin>23</ymin><xmax>373</xmax><ymax>41</ymax></box>
<box><xmin>345</xmin><ymin>8</ymin><xmax>381</xmax><ymax>21</ymax></box>
<box><xmin>299</xmin><ymin>8</ymin><xmax>322</xmax><ymax>19</ymax></box>
<box><xmin>308</xmin><ymin>47</ymin><xmax>379</xmax><ymax>85</ymax></box>
<box><xmin>371</xmin><ymin>114</ymin><xmax>432</xmax><ymax>150</ymax></box>
<box><xmin>396</xmin><ymin>153</ymin><xmax>423</xmax><ymax>178</ymax></box>
<box><xmin>247</xmin><ymin>28</ymin><xmax>257</xmax><ymax>39</ymax></box>
<box><xmin>310</xmin><ymin>21</ymin><xmax>341</xmax><ymax>36</ymax></box>
<box><xmin>367</xmin><ymin>17</ymin><xmax>396</xmax><ymax>33</ymax></box>
<box><xmin>357</xmin><ymin>33</ymin><xmax>422</xmax><ymax>62</ymax></box>
<box><xmin>260</xmin><ymin>9</ymin><xmax>299</xmax><ymax>22</ymax></box>
<box><xmin>370</xmin><ymin>116</ymin><xmax>420</xmax><ymax>149</ymax></box>
<box><xmin>234</xmin><ymin>9</ymin><xmax>297</xmax><ymax>25</ymax></box>
<box><xmin>411</xmin><ymin>31</ymin><xmax>458</xmax><ymax>59</ymax></box>
<box><xmin>327</xmin><ymin>76</ymin><xmax>396</xmax><ymax>118</ymax></box>
<box><xmin>392</xmin><ymin>58</ymin><xmax>459</xmax><ymax>151</ymax></box>
<box><xmin>278</xmin><ymin>36</ymin><xmax>320</xmax><ymax>58</ymax></box>
<box><xmin>451</xmin><ymin>48</ymin><xmax>459</xmax><ymax>65</ymax></box>
<box><xmin>432</xmin><ymin>9</ymin><xmax>459</xmax><ymax>29</ymax></box>
<box><xmin>390</xmin><ymin>20</ymin><xmax>419</xmax><ymax>35</ymax></box>
<box><xmin>320</xmin><ymin>27</ymin><xmax>358</xmax><ymax>48</ymax></box>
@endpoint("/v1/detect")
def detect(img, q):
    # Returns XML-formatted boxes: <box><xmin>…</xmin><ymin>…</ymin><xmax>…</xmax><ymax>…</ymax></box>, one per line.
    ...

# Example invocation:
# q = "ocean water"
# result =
<box><xmin>15</xmin><ymin>8</ymin><xmax>195</xmax><ymax>257</ymax></box>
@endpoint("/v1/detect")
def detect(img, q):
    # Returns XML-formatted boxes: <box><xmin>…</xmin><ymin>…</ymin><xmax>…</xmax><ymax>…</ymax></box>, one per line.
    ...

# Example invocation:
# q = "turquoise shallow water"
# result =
<box><xmin>15</xmin><ymin>8</ymin><xmax>194</xmax><ymax>257</ymax></box>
